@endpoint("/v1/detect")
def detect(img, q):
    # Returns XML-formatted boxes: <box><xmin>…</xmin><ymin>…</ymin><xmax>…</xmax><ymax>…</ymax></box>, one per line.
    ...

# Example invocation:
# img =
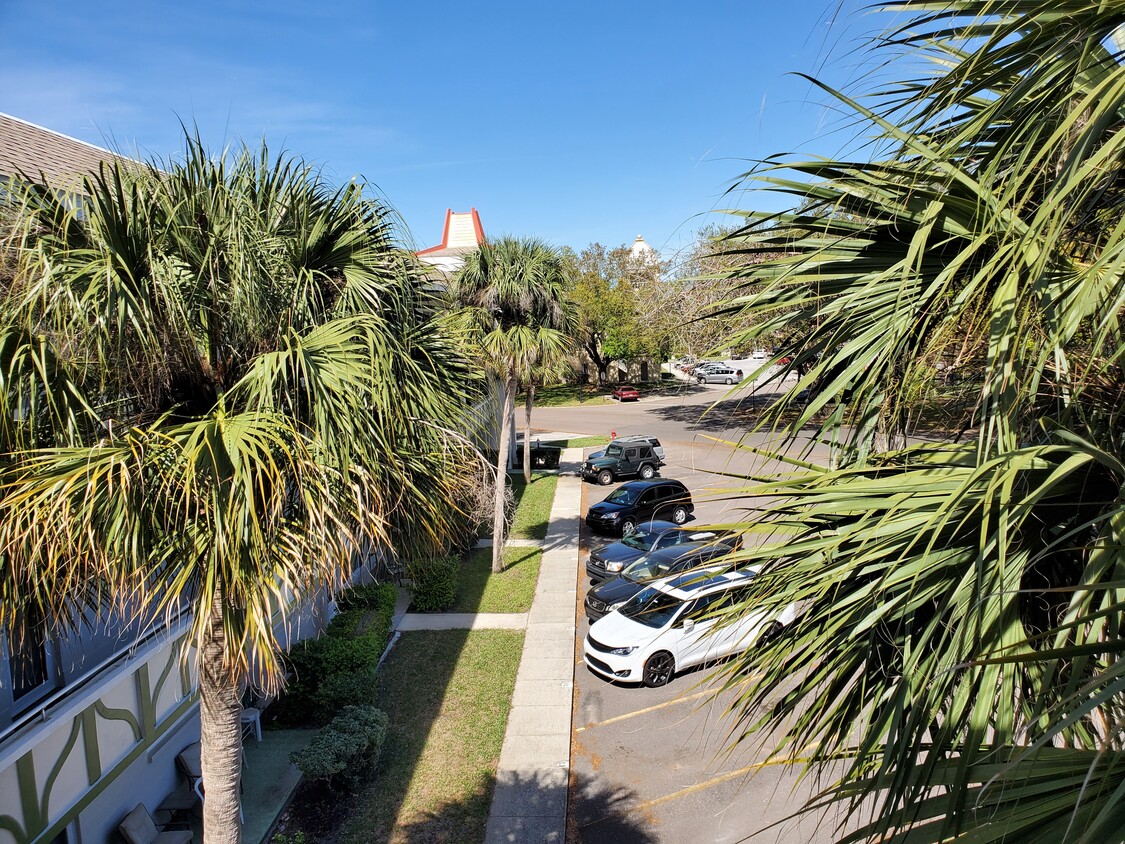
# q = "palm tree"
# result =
<box><xmin>709</xmin><ymin>2</ymin><xmax>1125</xmax><ymax>841</ymax></box>
<box><xmin>451</xmin><ymin>236</ymin><xmax>573</xmax><ymax>570</ymax></box>
<box><xmin>0</xmin><ymin>138</ymin><xmax>477</xmax><ymax>844</ymax></box>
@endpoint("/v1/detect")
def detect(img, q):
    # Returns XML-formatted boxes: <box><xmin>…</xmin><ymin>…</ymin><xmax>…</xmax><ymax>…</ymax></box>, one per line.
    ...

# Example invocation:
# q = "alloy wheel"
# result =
<box><xmin>643</xmin><ymin>651</ymin><xmax>675</xmax><ymax>687</ymax></box>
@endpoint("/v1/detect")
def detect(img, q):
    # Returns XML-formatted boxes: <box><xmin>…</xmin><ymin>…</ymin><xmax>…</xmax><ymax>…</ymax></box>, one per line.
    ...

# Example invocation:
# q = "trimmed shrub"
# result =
<box><xmin>408</xmin><ymin>555</ymin><xmax>459</xmax><ymax>612</ymax></box>
<box><xmin>290</xmin><ymin>705</ymin><xmax>388</xmax><ymax>790</ymax></box>
<box><xmin>316</xmin><ymin>667</ymin><xmax>379</xmax><ymax>711</ymax></box>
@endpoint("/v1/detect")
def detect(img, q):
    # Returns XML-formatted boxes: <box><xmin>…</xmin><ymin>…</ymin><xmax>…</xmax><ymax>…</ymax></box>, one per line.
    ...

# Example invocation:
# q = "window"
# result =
<box><xmin>606</xmin><ymin>487</ymin><xmax>636</xmax><ymax>505</ymax></box>
<box><xmin>5</xmin><ymin>608</ymin><xmax>56</xmax><ymax>707</ymax></box>
<box><xmin>620</xmin><ymin>588</ymin><xmax>683</xmax><ymax>628</ymax></box>
<box><xmin>682</xmin><ymin>591</ymin><xmax>728</xmax><ymax>623</ymax></box>
<box><xmin>625</xmin><ymin>448</ymin><xmax>637</xmax><ymax>460</ymax></box>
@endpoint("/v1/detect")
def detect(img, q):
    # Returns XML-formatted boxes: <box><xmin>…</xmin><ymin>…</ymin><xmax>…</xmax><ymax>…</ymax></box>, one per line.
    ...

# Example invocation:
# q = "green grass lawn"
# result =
<box><xmin>525</xmin><ymin>384</ymin><xmax>608</xmax><ymax>407</ymax></box>
<box><xmin>508</xmin><ymin>473</ymin><xmax>558</xmax><ymax>540</ymax></box>
<box><xmin>539</xmin><ymin>435</ymin><xmax>609</xmax><ymax>449</ymax></box>
<box><xmin>452</xmin><ymin>546</ymin><xmax>541</xmax><ymax>613</ymax></box>
<box><xmin>527</xmin><ymin>380</ymin><xmax>684</xmax><ymax>407</ymax></box>
<box><xmin>340</xmin><ymin>629</ymin><xmax>523</xmax><ymax>844</ymax></box>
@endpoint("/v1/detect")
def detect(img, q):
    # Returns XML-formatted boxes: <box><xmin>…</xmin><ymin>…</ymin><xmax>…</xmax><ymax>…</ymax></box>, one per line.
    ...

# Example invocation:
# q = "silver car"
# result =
<box><xmin>697</xmin><ymin>366</ymin><xmax>740</xmax><ymax>385</ymax></box>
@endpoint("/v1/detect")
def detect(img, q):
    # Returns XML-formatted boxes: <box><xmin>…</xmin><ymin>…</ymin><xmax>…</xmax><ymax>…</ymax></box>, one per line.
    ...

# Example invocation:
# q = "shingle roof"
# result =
<box><xmin>0</xmin><ymin>112</ymin><xmax>130</xmax><ymax>193</ymax></box>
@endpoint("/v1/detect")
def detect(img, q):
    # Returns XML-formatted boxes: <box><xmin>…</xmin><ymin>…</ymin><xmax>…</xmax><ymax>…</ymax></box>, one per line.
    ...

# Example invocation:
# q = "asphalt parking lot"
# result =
<box><xmin>533</xmin><ymin>386</ymin><xmax>847</xmax><ymax>843</ymax></box>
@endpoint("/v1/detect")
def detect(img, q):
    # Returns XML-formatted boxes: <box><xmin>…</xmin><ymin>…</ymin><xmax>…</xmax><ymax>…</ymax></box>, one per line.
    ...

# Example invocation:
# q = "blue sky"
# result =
<box><xmin>2</xmin><ymin>1</ymin><xmax>881</xmax><ymax>264</ymax></box>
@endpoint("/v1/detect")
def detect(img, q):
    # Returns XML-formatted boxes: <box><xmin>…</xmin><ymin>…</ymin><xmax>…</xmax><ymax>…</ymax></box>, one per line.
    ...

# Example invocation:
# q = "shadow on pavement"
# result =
<box><xmin>646</xmin><ymin>394</ymin><xmax>776</xmax><ymax>434</ymax></box>
<box><xmin>646</xmin><ymin>392</ymin><xmax>827</xmax><ymax>440</ymax></box>
<box><xmin>567</xmin><ymin>772</ymin><xmax>657</xmax><ymax>844</ymax></box>
<box><xmin>567</xmin><ymin>774</ymin><xmax>657</xmax><ymax>844</ymax></box>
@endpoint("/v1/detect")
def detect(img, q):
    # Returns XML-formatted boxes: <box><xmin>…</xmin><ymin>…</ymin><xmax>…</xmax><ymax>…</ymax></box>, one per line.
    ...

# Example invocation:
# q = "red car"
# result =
<box><xmin>612</xmin><ymin>384</ymin><xmax>640</xmax><ymax>401</ymax></box>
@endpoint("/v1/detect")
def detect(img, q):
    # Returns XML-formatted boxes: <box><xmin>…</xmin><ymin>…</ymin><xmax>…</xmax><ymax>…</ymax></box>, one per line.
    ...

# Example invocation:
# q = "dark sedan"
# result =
<box><xmin>584</xmin><ymin>540</ymin><xmax>738</xmax><ymax>621</ymax></box>
<box><xmin>586</xmin><ymin>522</ymin><xmax>737</xmax><ymax>582</ymax></box>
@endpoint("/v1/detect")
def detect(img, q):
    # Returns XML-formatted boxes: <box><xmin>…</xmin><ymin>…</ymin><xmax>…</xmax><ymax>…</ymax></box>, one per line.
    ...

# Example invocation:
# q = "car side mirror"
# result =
<box><xmin>680</xmin><ymin>619</ymin><xmax>695</xmax><ymax>633</ymax></box>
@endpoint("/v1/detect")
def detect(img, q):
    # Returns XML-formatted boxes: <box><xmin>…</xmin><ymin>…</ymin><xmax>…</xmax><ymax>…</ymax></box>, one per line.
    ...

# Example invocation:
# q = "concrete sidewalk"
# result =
<box><xmin>484</xmin><ymin>449</ymin><xmax>582</xmax><ymax>844</ymax></box>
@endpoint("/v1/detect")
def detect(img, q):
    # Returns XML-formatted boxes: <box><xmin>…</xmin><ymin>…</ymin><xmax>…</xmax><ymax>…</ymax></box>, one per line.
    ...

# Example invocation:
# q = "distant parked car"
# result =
<box><xmin>697</xmin><ymin>367</ymin><xmax>738</xmax><ymax>384</ymax></box>
<box><xmin>584</xmin><ymin>567</ymin><xmax>805</xmax><ymax>687</ymax></box>
<box><xmin>584</xmin><ymin>539</ymin><xmax>741</xmax><ymax>620</ymax></box>
<box><xmin>611</xmin><ymin>384</ymin><xmax>640</xmax><ymax>401</ymax></box>
<box><xmin>586</xmin><ymin>522</ymin><xmax>739</xmax><ymax>581</ymax></box>
<box><xmin>688</xmin><ymin>361</ymin><xmax>720</xmax><ymax>375</ymax></box>
<box><xmin>585</xmin><ymin>479</ymin><xmax>693</xmax><ymax>535</ymax></box>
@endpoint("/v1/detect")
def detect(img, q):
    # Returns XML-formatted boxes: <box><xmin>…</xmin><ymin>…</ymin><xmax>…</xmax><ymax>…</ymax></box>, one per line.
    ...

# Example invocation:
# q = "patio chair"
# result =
<box><xmin>175</xmin><ymin>740</ymin><xmax>243</xmax><ymax>821</ymax></box>
<box><xmin>116</xmin><ymin>803</ymin><xmax>191</xmax><ymax>844</ymax></box>
<box><xmin>175</xmin><ymin>742</ymin><xmax>203</xmax><ymax>800</ymax></box>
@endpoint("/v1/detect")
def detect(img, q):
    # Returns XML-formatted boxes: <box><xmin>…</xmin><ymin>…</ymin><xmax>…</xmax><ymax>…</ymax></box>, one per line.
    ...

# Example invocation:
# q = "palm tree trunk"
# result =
<box><xmin>523</xmin><ymin>381</ymin><xmax>534</xmax><ymax>484</ymax></box>
<box><xmin>200</xmin><ymin>595</ymin><xmax>243</xmax><ymax>844</ymax></box>
<box><xmin>492</xmin><ymin>377</ymin><xmax>515</xmax><ymax>573</ymax></box>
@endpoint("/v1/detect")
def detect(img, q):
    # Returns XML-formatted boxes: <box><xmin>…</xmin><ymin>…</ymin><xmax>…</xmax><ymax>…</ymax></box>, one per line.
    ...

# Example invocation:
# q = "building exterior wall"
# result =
<box><xmin>0</xmin><ymin>620</ymin><xmax>197</xmax><ymax>844</ymax></box>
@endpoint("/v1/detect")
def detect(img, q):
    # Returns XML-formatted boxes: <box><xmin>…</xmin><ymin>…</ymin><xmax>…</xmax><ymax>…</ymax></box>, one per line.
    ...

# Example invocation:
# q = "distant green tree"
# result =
<box><xmin>562</xmin><ymin>243</ymin><xmax>669</xmax><ymax>380</ymax></box>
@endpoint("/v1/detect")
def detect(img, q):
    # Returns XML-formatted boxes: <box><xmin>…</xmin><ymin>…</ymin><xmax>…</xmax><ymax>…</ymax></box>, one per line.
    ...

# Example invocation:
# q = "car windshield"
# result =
<box><xmin>622</xmin><ymin>555</ymin><xmax>673</xmax><ymax>582</ymax></box>
<box><xmin>605</xmin><ymin>487</ymin><xmax>635</xmax><ymax>505</ymax></box>
<box><xmin>619</xmin><ymin>587</ymin><xmax>682</xmax><ymax>628</ymax></box>
<box><xmin>621</xmin><ymin>530</ymin><xmax>656</xmax><ymax>550</ymax></box>
<box><xmin>605</xmin><ymin>445</ymin><xmax>623</xmax><ymax>457</ymax></box>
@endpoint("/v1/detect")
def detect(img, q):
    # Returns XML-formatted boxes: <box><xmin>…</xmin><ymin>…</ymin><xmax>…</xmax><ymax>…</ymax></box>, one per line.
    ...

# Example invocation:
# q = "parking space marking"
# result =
<box><xmin>619</xmin><ymin>743</ymin><xmax>820</xmax><ymax>814</ymax></box>
<box><xmin>575</xmin><ymin>688</ymin><xmax>714</xmax><ymax>732</ymax></box>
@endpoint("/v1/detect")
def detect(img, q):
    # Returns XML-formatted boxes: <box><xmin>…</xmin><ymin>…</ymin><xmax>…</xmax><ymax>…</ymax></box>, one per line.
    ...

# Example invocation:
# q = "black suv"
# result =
<box><xmin>582</xmin><ymin>439</ymin><xmax>664</xmax><ymax>485</ymax></box>
<box><xmin>584</xmin><ymin>539</ymin><xmax>738</xmax><ymax>620</ymax></box>
<box><xmin>585</xmin><ymin>479</ymin><xmax>693</xmax><ymax>535</ymax></box>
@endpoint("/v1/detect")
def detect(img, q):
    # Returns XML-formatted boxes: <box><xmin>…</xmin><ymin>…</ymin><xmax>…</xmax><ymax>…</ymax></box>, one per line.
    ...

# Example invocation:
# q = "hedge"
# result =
<box><xmin>271</xmin><ymin>581</ymin><xmax>397</xmax><ymax>727</ymax></box>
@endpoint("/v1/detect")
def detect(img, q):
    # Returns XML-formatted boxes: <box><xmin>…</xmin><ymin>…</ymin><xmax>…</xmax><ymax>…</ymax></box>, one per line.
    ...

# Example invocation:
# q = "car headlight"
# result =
<box><xmin>606</xmin><ymin>561</ymin><xmax>623</xmax><ymax>572</ymax></box>
<box><xmin>607</xmin><ymin>601</ymin><xmax>626</xmax><ymax>612</ymax></box>
<box><xmin>605</xmin><ymin>512</ymin><xmax>620</xmax><ymax>520</ymax></box>
<box><xmin>609</xmin><ymin>645</ymin><xmax>636</xmax><ymax>656</ymax></box>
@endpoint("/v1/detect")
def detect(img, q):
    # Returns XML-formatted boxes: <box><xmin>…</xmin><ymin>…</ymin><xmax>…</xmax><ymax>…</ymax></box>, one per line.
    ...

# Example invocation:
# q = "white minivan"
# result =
<box><xmin>582</xmin><ymin>567</ymin><xmax>803</xmax><ymax>687</ymax></box>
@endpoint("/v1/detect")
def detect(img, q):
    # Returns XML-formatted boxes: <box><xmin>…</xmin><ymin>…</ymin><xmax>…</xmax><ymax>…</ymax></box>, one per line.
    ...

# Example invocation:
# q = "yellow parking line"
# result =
<box><xmin>624</xmin><ymin>745</ymin><xmax>820</xmax><ymax>814</ymax></box>
<box><xmin>575</xmin><ymin>689</ymin><xmax>714</xmax><ymax>732</ymax></box>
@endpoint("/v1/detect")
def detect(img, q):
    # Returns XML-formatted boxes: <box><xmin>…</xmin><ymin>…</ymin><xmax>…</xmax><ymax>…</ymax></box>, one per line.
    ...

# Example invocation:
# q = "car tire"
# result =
<box><xmin>643</xmin><ymin>651</ymin><xmax>675</xmax><ymax>687</ymax></box>
<box><xmin>620</xmin><ymin>517</ymin><xmax>637</xmax><ymax>535</ymax></box>
<box><xmin>639</xmin><ymin>463</ymin><xmax>655</xmax><ymax>480</ymax></box>
<box><xmin>725</xmin><ymin>377</ymin><xmax>734</xmax><ymax>385</ymax></box>
<box><xmin>671</xmin><ymin>505</ymin><xmax>688</xmax><ymax>525</ymax></box>
<box><xmin>597</xmin><ymin>469</ymin><xmax>613</xmax><ymax>485</ymax></box>
<box><xmin>697</xmin><ymin>377</ymin><xmax>704</xmax><ymax>384</ymax></box>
